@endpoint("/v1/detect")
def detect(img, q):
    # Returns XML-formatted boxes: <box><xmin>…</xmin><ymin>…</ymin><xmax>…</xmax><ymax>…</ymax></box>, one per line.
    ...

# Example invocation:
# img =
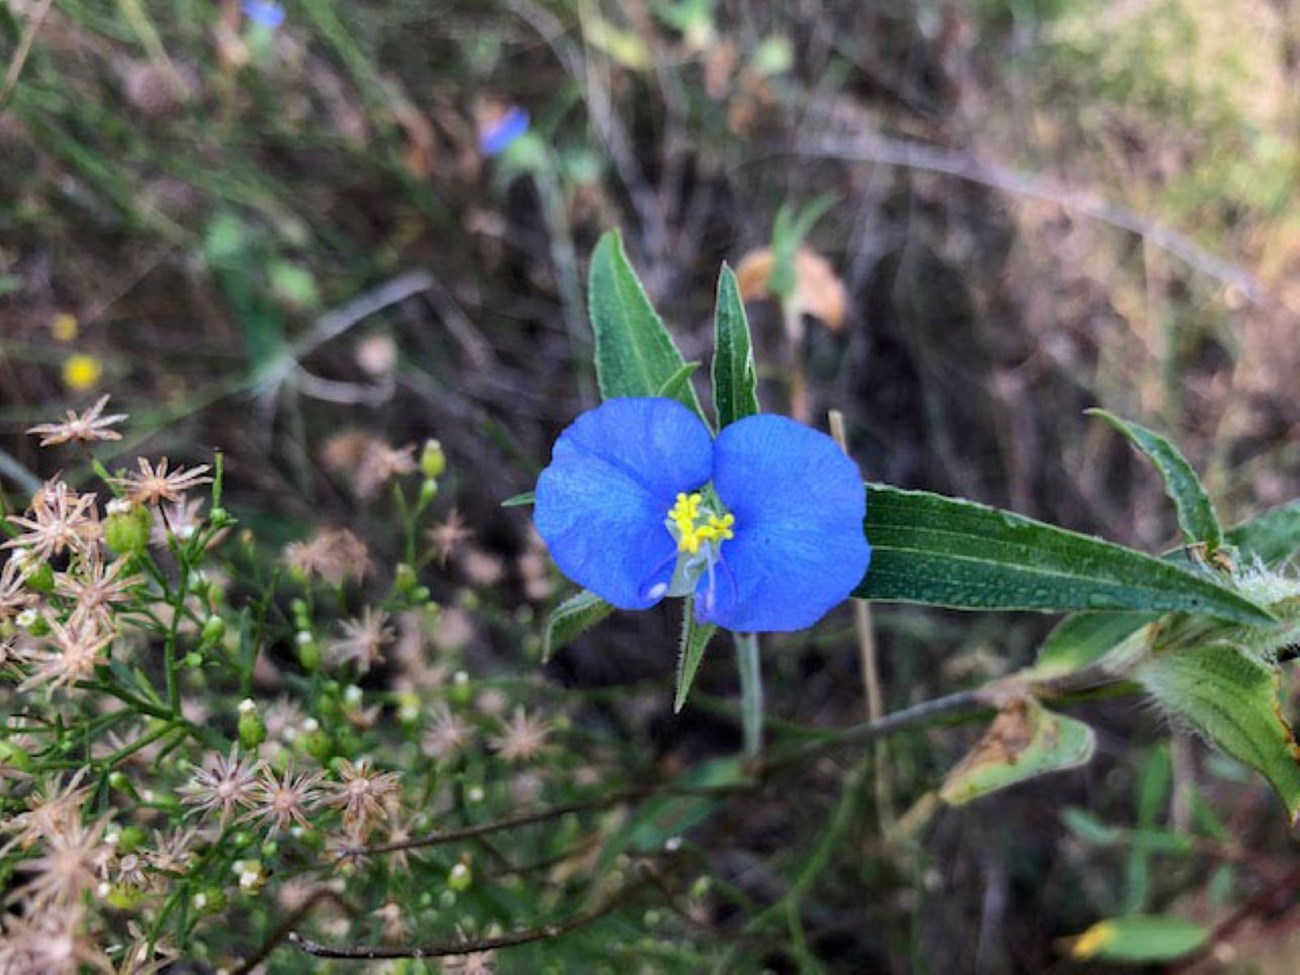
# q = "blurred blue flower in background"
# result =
<box><xmin>535</xmin><ymin>398</ymin><xmax>870</xmax><ymax>632</ymax></box>
<box><xmin>242</xmin><ymin>0</ymin><xmax>285</xmax><ymax>31</ymax></box>
<box><xmin>478</xmin><ymin>105</ymin><xmax>530</xmax><ymax>157</ymax></box>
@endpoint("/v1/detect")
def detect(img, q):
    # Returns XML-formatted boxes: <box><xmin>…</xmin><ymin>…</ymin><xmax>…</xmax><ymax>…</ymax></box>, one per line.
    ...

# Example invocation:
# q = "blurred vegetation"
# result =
<box><xmin>2</xmin><ymin>0</ymin><xmax>1300</xmax><ymax>971</ymax></box>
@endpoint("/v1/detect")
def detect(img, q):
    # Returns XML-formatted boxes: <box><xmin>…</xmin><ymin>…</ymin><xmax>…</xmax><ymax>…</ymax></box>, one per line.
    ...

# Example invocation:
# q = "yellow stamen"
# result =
<box><xmin>666</xmin><ymin>493</ymin><xmax>733</xmax><ymax>555</ymax></box>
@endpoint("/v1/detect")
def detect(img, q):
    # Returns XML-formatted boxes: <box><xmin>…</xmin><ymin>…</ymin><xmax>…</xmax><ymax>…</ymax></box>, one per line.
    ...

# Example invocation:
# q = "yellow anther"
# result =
<box><xmin>666</xmin><ymin>493</ymin><xmax>733</xmax><ymax>555</ymax></box>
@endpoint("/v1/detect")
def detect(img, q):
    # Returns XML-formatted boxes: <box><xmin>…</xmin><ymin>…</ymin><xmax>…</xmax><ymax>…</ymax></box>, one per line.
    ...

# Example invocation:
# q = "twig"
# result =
<box><xmin>288</xmin><ymin>875</ymin><xmax>645</xmax><ymax>960</ymax></box>
<box><xmin>231</xmin><ymin>888</ymin><xmax>356</xmax><ymax>975</ymax></box>
<box><xmin>829</xmin><ymin>411</ymin><xmax>893</xmax><ymax>830</ymax></box>
<box><xmin>793</xmin><ymin>133</ymin><xmax>1267</xmax><ymax>305</ymax></box>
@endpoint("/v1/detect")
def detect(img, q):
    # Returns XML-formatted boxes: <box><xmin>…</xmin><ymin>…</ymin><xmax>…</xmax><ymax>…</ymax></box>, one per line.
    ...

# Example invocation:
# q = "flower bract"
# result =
<box><xmin>535</xmin><ymin>398</ymin><xmax>871</xmax><ymax>632</ymax></box>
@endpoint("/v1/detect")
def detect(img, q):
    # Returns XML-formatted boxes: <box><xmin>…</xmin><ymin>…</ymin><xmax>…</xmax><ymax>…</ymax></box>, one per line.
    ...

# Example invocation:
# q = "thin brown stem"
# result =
<box><xmin>288</xmin><ymin>875</ymin><xmax>646</xmax><ymax>960</ymax></box>
<box><xmin>829</xmin><ymin>409</ymin><xmax>893</xmax><ymax>831</ymax></box>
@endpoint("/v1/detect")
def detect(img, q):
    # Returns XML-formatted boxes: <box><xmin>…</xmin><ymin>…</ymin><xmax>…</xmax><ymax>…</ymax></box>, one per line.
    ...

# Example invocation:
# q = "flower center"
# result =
<box><xmin>667</xmin><ymin>492</ymin><xmax>735</xmax><ymax>556</ymax></box>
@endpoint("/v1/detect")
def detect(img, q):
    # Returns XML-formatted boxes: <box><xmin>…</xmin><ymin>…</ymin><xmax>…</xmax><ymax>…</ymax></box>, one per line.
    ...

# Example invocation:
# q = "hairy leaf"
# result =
<box><xmin>543</xmin><ymin>589</ymin><xmax>614</xmax><ymax>662</ymax></box>
<box><xmin>711</xmin><ymin>265</ymin><xmax>760</xmax><ymax>429</ymax></box>
<box><xmin>588</xmin><ymin>230</ymin><xmax>702</xmax><ymax>416</ymax></box>
<box><xmin>1089</xmin><ymin>408</ymin><xmax>1223</xmax><ymax>551</ymax></box>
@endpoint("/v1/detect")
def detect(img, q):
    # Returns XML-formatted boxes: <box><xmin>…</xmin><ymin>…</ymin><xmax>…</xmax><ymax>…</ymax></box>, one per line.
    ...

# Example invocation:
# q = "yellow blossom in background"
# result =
<box><xmin>62</xmin><ymin>353</ymin><xmax>104</xmax><ymax>392</ymax></box>
<box><xmin>50</xmin><ymin>312</ymin><xmax>79</xmax><ymax>342</ymax></box>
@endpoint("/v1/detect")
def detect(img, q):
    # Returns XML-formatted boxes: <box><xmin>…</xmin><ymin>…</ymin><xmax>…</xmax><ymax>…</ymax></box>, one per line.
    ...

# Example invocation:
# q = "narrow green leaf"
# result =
<box><xmin>595</xmin><ymin>757</ymin><xmax>747</xmax><ymax>876</ymax></box>
<box><xmin>1226</xmin><ymin>498</ymin><xmax>1300</xmax><ymax>567</ymax></box>
<box><xmin>501</xmin><ymin>491</ymin><xmax>535</xmax><ymax>508</ymax></box>
<box><xmin>588</xmin><ymin>230</ymin><xmax>703</xmax><ymax>416</ymax></box>
<box><xmin>1032</xmin><ymin>611</ymin><xmax>1154</xmax><ymax>678</ymax></box>
<box><xmin>856</xmin><ymin>484</ymin><xmax>1274</xmax><ymax>624</ymax></box>
<box><xmin>1060</xmin><ymin>807</ymin><xmax>1123</xmax><ymax>846</ymax></box>
<box><xmin>656</xmin><ymin>361</ymin><xmax>702</xmax><ymax>404</ymax></box>
<box><xmin>543</xmin><ymin>590</ymin><xmax>614</xmax><ymax>662</ymax></box>
<box><xmin>1136</xmin><ymin>641</ymin><xmax>1300</xmax><ymax>821</ymax></box>
<box><xmin>1069</xmin><ymin>915</ymin><xmax>1208</xmax><ymax>963</ymax></box>
<box><xmin>674</xmin><ymin>599</ymin><xmax>717</xmax><ymax>713</ymax></box>
<box><xmin>711</xmin><ymin>265</ymin><xmax>760</xmax><ymax>429</ymax></box>
<box><xmin>939</xmin><ymin>699</ymin><xmax>1095</xmax><ymax>805</ymax></box>
<box><xmin>1089</xmin><ymin>408</ymin><xmax>1223</xmax><ymax>551</ymax></box>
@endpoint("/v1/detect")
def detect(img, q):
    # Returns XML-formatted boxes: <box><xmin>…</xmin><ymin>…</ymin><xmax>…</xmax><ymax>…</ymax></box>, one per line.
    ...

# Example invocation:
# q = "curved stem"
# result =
<box><xmin>735</xmin><ymin>631</ymin><xmax>763</xmax><ymax>759</ymax></box>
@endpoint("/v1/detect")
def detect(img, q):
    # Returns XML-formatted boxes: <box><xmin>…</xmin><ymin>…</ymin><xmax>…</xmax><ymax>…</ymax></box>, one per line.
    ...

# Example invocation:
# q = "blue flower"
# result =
<box><xmin>478</xmin><ymin>106</ymin><xmax>530</xmax><ymax>157</ymax></box>
<box><xmin>242</xmin><ymin>0</ymin><xmax>285</xmax><ymax>31</ymax></box>
<box><xmin>535</xmin><ymin>398</ymin><xmax>871</xmax><ymax>632</ymax></box>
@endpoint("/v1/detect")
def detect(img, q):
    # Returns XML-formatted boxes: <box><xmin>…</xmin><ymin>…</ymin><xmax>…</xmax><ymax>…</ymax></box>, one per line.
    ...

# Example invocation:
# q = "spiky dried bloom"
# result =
<box><xmin>17</xmin><ymin>615</ymin><xmax>115</xmax><ymax>694</ymax></box>
<box><xmin>111</xmin><ymin>922</ymin><xmax>180</xmax><ymax>975</ymax></box>
<box><xmin>178</xmin><ymin>746</ymin><xmax>264</xmax><ymax>825</ymax></box>
<box><xmin>327</xmin><ymin>607</ymin><xmax>394</xmax><ymax>675</ymax></box>
<box><xmin>0</xmin><ymin>907</ymin><xmax>113</xmax><ymax>974</ymax></box>
<box><xmin>263</xmin><ymin>696</ymin><xmax>308</xmax><ymax>743</ymax></box>
<box><xmin>26</xmin><ymin>394</ymin><xmax>128</xmax><ymax>447</ymax></box>
<box><xmin>488</xmin><ymin>706</ymin><xmax>552</xmax><ymax>764</ymax></box>
<box><xmin>9</xmin><ymin>817</ymin><xmax>112</xmax><ymax>907</ymax></box>
<box><xmin>149</xmin><ymin>497</ymin><xmax>206</xmax><ymax>545</ymax></box>
<box><xmin>112</xmin><ymin>457</ymin><xmax>212</xmax><ymax>507</ymax></box>
<box><xmin>282</xmin><ymin>528</ymin><xmax>370</xmax><ymax>586</ymax></box>
<box><xmin>320</xmin><ymin>431</ymin><xmax>417</xmax><ymax>501</ymax></box>
<box><xmin>248</xmin><ymin>762</ymin><xmax>327</xmax><ymax>835</ymax></box>
<box><xmin>427</xmin><ymin>508</ymin><xmax>474</xmax><ymax>567</ymax></box>
<box><xmin>145</xmin><ymin>826</ymin><xmax>196</xmax><ymax>877</ymax></box>
<box><xmin>4</xmin><ymin>480</ymin><xmax>100</xmax><ymax>562</ymax></box>
<box><xmin>420</xmin><ymin>704</ymin><xmax>474</xmax><ymax>761</ymax></box>
<box><xmin>326</xmin><ymin>758</ymin><xmax>402</xmax><ymax>834</ymax></box>
<box><xmin>0</xmin><ymin>556</ymin><xmax>38</xmax><ymax>623</ymax></box>
<box><xmin>1</xmin><ymin>770</ymin><xmax>93</xmax><ymax>853</ymax></box>
<box><xmin>54</xmin><ymin>550</ymin><xmax>140</xmax><ymax>629</ymax></box>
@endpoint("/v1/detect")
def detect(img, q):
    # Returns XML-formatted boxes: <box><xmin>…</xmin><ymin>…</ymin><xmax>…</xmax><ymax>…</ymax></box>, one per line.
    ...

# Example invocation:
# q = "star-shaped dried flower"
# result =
<box><xmin>4</xmin><ymin>480</ymin><xmax>100</xmax><ymax>562</ymax></box>
<box><xmin>327</xmin><ymin>758</ymin><xmax>402</xmax><ymax>834</ymax></box>
<box><xmin>248</xmin><ymin>762</ymin><xmax>327</xmax><ymax>836</ymax></box>
<box><xmin>113</xmin><ymin>457</ymin><xmax>212</xmax><ymax>507</ymax></box>
<box><xmin>25</xmin><ymin>395</ymin><xmax>127</xmax><ymax>447</ymax></box>
<box><xmin>327</xmin><ymin>607</ymin><xmax>394</xmax><ymax>675</ymax></box>
<box><xmin>17</xmin><ymin>615</ymin><xmax>115</xmax><ymax>694</ymax></box>
<box><xmin>488</xmin><ymin>706</ymin><xmax>552</xmax><ymax>764</ymax></box>
<box><xmin>54</xmin><ymin>550</ymin><xmax>141</xmax><ymax>629</ymax></box>
<box><xmin>178</xmin><ymin>746</ymin><xmax>264</xmax><ymax>825</ymax></box>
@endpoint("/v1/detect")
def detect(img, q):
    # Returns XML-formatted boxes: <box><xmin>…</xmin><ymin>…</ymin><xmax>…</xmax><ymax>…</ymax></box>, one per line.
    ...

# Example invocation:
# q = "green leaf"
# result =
<box><xmin>595</xmin><ymin>757</ymin><xmax>747</xmax><ymax>876</ymax></box>
<box><xmin>1226</xmin><ymin>499</ymin><xmax>1300</xmax><ymax>567</ymax></box>
<box><xmin>588</xmin><ymin>230</ymin><xmax>703</xmax><ymax>416</ymax></box>
<box><xmin>939</xmin><ymin>699</ymin><xmax>1095</xmax><ymax>805</ymax></box>
<box><xmin>1069</xmin><ymin>915</ymin><xmax>1208</xmax><ymax>963</ymax></box>
<box><xmin>768</xmin><ymin>195</ymin><xmax>836</xmax><ymax>301</ymax></box>
<box><xmin>674</xmin><ymin>599</ymin><xmax>717</xmax><ymax>713</ymax></box>
<box><xmin>1089</xmin><ymin>408</ymin><xmax>1223</xmax><ymax>551</ymax></box>
<box><xmin>1136</xmin><ymin>641</ymin><xmax>1300</xmax><ymax>821</ymax></box>
<box><xmin>656</xmin><ymin>361</ymin><xmax>702</xmax><ymax>403</ymax></box>
<box><xmin>1060</xmin><ymin>807</ymin><xmax>1124</xmax><ymax>846</ymax></box>
<box><xmin>711</xmin><ymin>265</ymin><xmax>760</xmax><ymax>429</ymax></box>
<box><xmin>856</xmin><ymin>484</ymin><xmax>1274</xmax><ymax>624</ymax></box>
<box><xmin>543</xmin><ymin>590</ymin><xmax>614</xmax><ymax>662</ymax></box>
<box><xmin>1032</xmin><ymin>611</ymin><xmax>1155</xmax><ymax>678</ymax></box>
<box><xmin>501</xmin><ymin>491</ymin><xmax>535</xmax><ymax>508</ymax></box>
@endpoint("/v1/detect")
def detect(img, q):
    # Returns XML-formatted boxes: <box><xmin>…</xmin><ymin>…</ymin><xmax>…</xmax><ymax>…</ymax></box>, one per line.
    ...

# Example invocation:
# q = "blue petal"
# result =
<box><xmin>479</xmin><ymin>106</ymin><xmax>530</xmax><ymax>156</ymax></box>
<box><xmin>702</xmin><ymin>414</ymin><xmax>870</xmax><ymax>632</ymax></box>
<box><xmin>535</xmin><ymin>398</ymin><xmax>713</xmax><ymax>611</ymax></box>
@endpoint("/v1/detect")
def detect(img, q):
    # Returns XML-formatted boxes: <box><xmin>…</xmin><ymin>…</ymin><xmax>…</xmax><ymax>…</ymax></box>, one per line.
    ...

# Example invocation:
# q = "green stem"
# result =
<box><xmin>734</xmin><ymin>631</ymin><xmax>763</xmax><ymax>759</ymax></box>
